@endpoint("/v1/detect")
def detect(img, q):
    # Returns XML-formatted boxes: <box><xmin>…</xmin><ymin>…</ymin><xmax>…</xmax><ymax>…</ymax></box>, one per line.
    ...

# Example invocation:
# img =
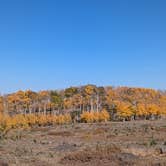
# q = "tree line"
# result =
<box><xmin>0</xmin><ymin>85</ymin><xmax>166</xmax><ymax>121</ymax></box>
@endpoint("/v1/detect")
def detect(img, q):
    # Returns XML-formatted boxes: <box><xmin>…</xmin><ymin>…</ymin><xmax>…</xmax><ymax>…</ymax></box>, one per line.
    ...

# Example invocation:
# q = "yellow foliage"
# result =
<box><xmin>81</xmin><ymin>110</ymin><xmax>110</xmax><ymax>123</ymax></box>
<box><xmin>54</xmin><ymin>114</ymin><xmax>72</xmax><ymax>124</ymax></box>
<box><xmin>63</xmin><ymin>114</ymin><xmax>72</xmax><ymax>124</ymax></box>
<box><xmin>98</xmin><ymin>109</ymin><xmax>110</xmax><ymax>122</ymax></box>
<box><xmin>0</xmin><ymin>113</ymin><xmax>9</xmax><ymax>132</ymax></box>
<box><xmin>81</xmin><ymin>111</ymin><xmax>94</xmax><ymax>123</ymax></box>
<box><xmin>136</xmin><ymin>104</ymin><xmax>147</xmax><ymax>116</ymax></box>
<box><xmin>116</xmin><ymin>102</ymin><xmax>134</xmax><ymax>118</ymax></box>
<box><xmin>146</xmin><ymin>104</ymin><xmax>160</xmax><ymax>115</ymax></box>
<box><xmin>136</xmin><ymin>103</ymin><xmax>160</xmax><ymax>117</ymax></box>
<box><xmin>84</xmin><ymin>85</ymin><xmax>95</xmax><ymax>96</ymax></box>
<box><xmin>0</xmin><ymin>113</ymin><xmax>72</xmax><ymax>134</ymax></box>
<box><xmin>25</xmin><ymin>114</ymin><xmax>38</xmax><ymax>126</ymax></box>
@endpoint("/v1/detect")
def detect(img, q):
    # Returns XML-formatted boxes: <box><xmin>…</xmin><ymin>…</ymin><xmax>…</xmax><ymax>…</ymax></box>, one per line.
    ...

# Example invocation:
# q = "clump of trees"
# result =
<box><xmin>0</xmin><ymin>85</ymin><xmax>166</xmax><ymax>122</ymax></box>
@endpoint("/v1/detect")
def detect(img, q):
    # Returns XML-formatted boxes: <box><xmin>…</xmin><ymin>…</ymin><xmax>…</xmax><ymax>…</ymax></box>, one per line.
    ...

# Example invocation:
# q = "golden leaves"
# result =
<box><xmin>80</xmin><ymin>110</ymin><xmax>110</xmax><ymax>123</ymax></box>
<box><xmin>0</xmin><ymin>113</ymin><xmax>72</xmax><ymax>133</ymax></box>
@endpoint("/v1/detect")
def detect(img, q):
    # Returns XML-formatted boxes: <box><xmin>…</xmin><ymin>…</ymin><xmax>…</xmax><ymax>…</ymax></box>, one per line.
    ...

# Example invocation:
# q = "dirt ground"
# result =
<box><xmin>1</xmin><ymin>119</ymin><xmax>166</xmax><ymax>166</ymax></box>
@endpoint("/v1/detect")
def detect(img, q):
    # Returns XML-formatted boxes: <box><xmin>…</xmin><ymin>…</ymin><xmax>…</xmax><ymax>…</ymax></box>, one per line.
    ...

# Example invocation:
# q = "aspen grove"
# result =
<box><xmin>0</xmin><ymin>85</ymin><xmax>166</xmax><ymax>133</ymax></box>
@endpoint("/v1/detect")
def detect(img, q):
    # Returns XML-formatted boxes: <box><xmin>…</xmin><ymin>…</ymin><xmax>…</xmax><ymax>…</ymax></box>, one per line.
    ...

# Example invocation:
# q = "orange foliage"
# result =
<box><xmin>115</xmin><ymin>101</ymin><xmax>134</xmax><ymax>119</ymax></box>
<box><xmin>0</xmin><ymin>85</ymin><xmax>166</xmax><ymax>122</ymax></box>
<box><xmin>0</xmin><ymin>113</ymin><xmax>72</xmax><ymax>133</ymax></box>
<box><xmin>80</xmin><ymin>110</ymin><xmax>110</xmax><ymax>123</ymax></box>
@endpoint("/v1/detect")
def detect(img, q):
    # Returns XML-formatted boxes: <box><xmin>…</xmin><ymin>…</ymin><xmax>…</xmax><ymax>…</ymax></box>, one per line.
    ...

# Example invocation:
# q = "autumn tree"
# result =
<box><xmin>38</xmin><ymin>91</ymin><xmax>50</xmax><ymax>114</ymax></box>
<box><xmin>0</xmin><ymin>97</ymin><xmax>4</xmax><ymax>113</ymax></box>
<box><xmin>50</xmin><ymin>91</ymin><xmax>63</xmax><ymax>113</ymax></box>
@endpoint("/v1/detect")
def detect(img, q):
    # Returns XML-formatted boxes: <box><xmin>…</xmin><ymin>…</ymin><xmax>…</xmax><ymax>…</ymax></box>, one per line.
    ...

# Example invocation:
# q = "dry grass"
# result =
<box><xmin>47</xmin><ymin>131</ymin><xmax>73</xmax><ymax>137</ymax></box>
<box><xmin>60</xmin><ymin>144</ymin><xmax>137</xmax><ymax>166</ymax></box>
<box><xmin>0</xmin><ymin>120</ymin><xmax>166</xmax><ymax>165</ymax></box>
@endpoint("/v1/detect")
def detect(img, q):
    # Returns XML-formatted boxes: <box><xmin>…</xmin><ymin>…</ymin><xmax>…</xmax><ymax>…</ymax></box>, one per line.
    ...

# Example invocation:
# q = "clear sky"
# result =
<box><xmin>0</xmin><ymin>0</ymin><xmax>166</xmax><ymax>93</ymax></box>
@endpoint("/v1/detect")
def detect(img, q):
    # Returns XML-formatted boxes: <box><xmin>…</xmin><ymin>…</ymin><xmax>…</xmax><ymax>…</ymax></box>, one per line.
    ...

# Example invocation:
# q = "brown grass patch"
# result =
<box><xmin>0</xmin><ymin>160</ymin><xmax>8</xmax><ymax>166</ymax></box>
<box><xmin>31</xmin><ymin>127</ymin><xmax>50</xmax><ymax>132</ymax></box>
<box><xmin>60</xmin><ymin>144</ymin><xmax>139</xmax><ymax>166</ymax></box>
<box><xmin>92</xmin><ymin>127</ymin><xmax>109</xmax><ymax>135</ymax></box>
<box><xmin>47</xmin><ymin>131</ymin><xmax>73</xmax><ymax>137</ymax></box>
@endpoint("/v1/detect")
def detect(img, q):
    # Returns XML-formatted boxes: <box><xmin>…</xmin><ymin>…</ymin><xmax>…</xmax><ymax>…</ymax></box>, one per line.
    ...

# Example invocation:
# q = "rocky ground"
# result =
<box><xmin>1</xmin><ymin>119</ymin><xmax>166</xmax><ymax>166</ymax></box>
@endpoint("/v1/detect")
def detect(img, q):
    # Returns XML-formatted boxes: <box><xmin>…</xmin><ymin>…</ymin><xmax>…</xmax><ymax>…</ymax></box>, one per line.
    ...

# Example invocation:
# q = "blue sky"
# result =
<box><xmin>0</xmin><ymin>0</ymin><xmax>166</xmax><ymax>93</ymax></box>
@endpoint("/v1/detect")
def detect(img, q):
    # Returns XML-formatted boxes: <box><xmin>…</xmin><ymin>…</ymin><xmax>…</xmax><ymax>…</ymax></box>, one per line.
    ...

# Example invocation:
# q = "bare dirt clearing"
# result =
<box><xmin>1</xmin><ymin>120</ymin><xmax>166</xmax><ymax>166</ymax></box>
